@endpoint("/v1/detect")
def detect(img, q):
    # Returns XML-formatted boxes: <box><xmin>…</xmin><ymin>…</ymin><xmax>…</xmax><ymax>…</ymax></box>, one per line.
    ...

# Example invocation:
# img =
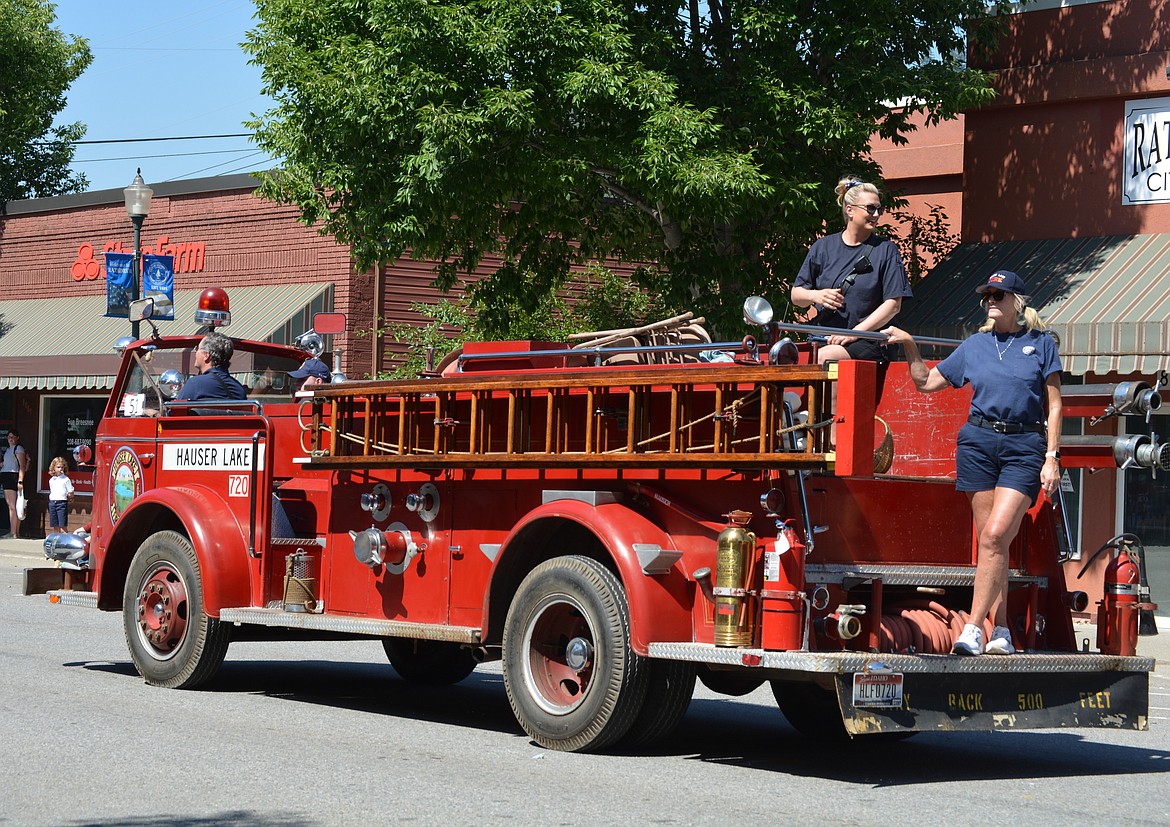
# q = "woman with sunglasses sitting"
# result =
<box><xmin>790</xmin><ymin>176</ymin><xmax>913</xmax><ymax>366</ymax></box>
<box><xmin>883</xmin><ymin>270</ymin><xmax>1063</xmax><ymax>656</ymax></box>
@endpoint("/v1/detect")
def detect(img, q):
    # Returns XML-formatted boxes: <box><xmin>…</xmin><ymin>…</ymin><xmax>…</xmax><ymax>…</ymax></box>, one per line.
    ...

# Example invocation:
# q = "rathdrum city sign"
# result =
<box><xmin>1123</xmin><ymin>96</ymin><xmax>1170</xmax><ymax>205</ymax></box>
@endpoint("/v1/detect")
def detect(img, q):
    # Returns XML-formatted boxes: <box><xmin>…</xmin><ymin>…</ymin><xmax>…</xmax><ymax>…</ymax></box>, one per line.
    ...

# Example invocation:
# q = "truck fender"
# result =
<box><xmin>488</xmin><ymin>497</ymin><xmax>692</xmax><ymax>655</ymax></box>
<box><xmin>107</xmin><ymin>485</ymin><xmax>251</xmax><ymax>616</ymax></box>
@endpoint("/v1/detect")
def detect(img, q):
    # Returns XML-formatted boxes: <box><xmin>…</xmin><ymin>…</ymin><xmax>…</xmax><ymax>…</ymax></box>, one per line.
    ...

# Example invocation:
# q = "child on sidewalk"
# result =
<box><xmin>48</xmin><ymin>456</ymin><xmax>75</xmax><ymax>534</ymax></box>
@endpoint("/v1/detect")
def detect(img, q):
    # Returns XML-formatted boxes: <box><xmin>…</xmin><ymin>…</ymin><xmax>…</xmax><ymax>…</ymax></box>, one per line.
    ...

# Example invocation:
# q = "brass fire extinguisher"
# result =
<box><xmin>714</xmin><ymin>510</ymin><xmax>757</xmax><ymax>647</ymax></box>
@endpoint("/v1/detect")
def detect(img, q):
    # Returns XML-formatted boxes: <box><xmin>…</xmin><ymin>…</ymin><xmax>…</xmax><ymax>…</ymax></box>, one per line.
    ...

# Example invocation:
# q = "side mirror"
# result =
<box><xmin>313</xmin><ymin>312</ymin><xmax>346</xmax><ymax>335</ymax></box>
<box><xmin>129</xmin><ymin>297</ymin><xmax>155</xmax><ymax>322</ymax></box>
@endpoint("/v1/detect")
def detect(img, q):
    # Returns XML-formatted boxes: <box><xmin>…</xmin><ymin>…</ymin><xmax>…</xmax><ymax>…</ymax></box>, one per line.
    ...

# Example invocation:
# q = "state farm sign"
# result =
<box><xmin>71</xmin><ymin>236</ymin><xmax>206</xmax><ymax>281</ymax></box>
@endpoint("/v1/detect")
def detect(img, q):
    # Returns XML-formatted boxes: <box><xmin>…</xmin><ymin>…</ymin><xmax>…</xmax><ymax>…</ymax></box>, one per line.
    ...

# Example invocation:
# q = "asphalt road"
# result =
<box><xmin>2</xmin><ymin>538</ymin><xmax>1169</xmax><ymax>827</ymax></box>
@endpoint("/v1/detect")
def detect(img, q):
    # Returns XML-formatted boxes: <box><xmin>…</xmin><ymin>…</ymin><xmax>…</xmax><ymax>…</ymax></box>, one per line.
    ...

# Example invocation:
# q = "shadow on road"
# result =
<box><xmin>66</xmin><ymin>654</ymin><xmax>1170</xmax><ymax>786</ymax></box>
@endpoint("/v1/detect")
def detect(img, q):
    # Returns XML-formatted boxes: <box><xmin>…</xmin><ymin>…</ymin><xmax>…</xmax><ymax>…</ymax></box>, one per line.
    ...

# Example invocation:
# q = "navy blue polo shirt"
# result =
<box><xmin>936</xmin><ymin>329</ymin><xmax>1062</xmax><ymax>424</ymax></box>
<box><xmin>794</xmin><ymin>233</ymin><xmax>912</xmax><ymax>329</ymax></box>
<box><xmin>176</xmin><ymin>367</ymin><xmax>247</xmax><ymax>402</ymax></box>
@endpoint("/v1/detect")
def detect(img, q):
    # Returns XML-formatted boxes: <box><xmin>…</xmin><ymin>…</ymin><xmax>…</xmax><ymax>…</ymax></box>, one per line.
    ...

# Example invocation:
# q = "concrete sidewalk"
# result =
<box><xmin>5</xmin><ymin>534</ymin><xmax>1168</xmax><ymax>664</ymax></box>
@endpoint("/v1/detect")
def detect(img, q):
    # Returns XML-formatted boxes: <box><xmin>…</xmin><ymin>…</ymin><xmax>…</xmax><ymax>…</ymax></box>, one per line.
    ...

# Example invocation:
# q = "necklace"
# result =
<box><xmin>994</xmin><ymin>332</ymin><xmax>1015</xmax><ymax>360</ymax></box>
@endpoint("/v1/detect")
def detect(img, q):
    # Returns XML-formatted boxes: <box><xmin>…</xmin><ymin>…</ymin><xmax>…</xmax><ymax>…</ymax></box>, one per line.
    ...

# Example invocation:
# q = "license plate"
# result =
<box><xmin>852</xmin><ymin>672</ymin><xmax>904</xmax><ymax>709</ymax></box>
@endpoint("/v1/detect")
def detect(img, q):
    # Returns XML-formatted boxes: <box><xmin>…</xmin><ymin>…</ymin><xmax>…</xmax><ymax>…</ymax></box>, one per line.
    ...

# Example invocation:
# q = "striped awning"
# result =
<box><xmin>0</xmin><ymin>283</ymin><xmax>332</xmax><ymax>390</ymax></box>
<box><xmin>898</xmin><ymin>235</ymin><xmax>1170</xmax><ymax>376</ymax></box>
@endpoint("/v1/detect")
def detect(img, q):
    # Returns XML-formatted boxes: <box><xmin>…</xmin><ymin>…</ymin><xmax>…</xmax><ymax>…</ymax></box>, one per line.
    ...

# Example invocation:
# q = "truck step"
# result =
<box><xmin>806</xmin><ymin>562</ymin><xmax>1047</xmax><ymax>588</ymax></box>
<box><xmin>648</xmin><ymin>641</ymin><xmax>1153</xmax><ymax>674</ymax></box>
<box><xmin>219</xmin><ymin>606</ymin><xmax>481</xmax><ymax>643</ymax></box>
<box><xmin>46</xmin><ymin>590</ymin><xmax>99</xmax><ymax>609</ymax></box>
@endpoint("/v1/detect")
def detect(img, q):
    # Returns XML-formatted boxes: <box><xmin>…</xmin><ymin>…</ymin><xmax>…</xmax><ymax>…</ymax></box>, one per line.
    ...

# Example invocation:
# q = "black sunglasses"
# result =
<box><xmin>980</xmin><ymin>290</ymin><xmax>1007</xmax><ymax>303</ymax></box>
<box><xmin>852</xmin><ymin>203</ymin><xmax>883</xmax><ymax>217</ymax></box>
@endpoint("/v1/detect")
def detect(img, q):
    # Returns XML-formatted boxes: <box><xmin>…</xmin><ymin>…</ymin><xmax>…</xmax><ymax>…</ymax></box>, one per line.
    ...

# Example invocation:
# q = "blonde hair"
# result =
<box><xmin>978</xmin><ymin>292</ymin><xmax>1047</xmax><ymax>333</ymax></box>
<box><xmin>835</xmin><ymin>176</ymin><xmax>881</xmax><ymax>222</ymax></box>
<box><xmin>50</xmin><ymin>455</ymin><xmax>69</xmax><ymax>474</ymax></box>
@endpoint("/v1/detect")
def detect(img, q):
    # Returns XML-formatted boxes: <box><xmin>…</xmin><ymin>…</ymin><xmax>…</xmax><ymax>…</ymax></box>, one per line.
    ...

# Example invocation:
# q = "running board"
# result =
<box><xmin>648</xmin><ymin>642</ymin><xmax>1153</xmax><ymax>673</ymax></box>
<box><xmin>806</xmin><ymin>563</ymin><xmax>1047</xmax><ymax>589</ymax></box>
<box><xmin>219</xmin><ymin>607</ymin><xmax>482</xmax><ymax>644</ymax></box>
<box><xmin>47</xmin><ymin>590</ymin><xmax>99</xmax><ymax>609</ymax></box>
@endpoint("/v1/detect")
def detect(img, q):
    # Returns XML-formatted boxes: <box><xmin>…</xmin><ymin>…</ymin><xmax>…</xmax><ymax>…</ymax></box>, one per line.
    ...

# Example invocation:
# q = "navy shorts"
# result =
<box><xmin>843</xmin><ymin>338</ymin><xmax>890</xmax><ymax>364</ymax></box>
<box><xmin>955</xmin><ymin>423</ymin><xmax>1045</xmax><ymax>501</ymax></box>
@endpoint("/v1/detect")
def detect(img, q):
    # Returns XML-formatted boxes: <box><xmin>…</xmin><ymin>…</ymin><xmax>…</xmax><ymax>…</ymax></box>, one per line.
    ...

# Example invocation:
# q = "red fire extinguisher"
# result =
<box><xmin>1079</xmin><ymin>534</ymin><xmax>1153</xmax><ymax>657</ymax></box>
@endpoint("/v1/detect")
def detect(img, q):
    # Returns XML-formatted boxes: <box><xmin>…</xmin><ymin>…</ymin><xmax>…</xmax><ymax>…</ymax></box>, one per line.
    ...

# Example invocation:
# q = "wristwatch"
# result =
<box><xmin>1044</xmin><ymin>450</ymin><xmax>1061</xmax><ymax>460</ymax></box>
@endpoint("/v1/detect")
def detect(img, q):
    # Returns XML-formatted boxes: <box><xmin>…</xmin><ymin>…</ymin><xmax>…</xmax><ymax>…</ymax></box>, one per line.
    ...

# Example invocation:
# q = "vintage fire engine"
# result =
<box><xmin>41</xmin><ymin>288</ymin><xmax>1161</xmax><ymax>752</ymax></box>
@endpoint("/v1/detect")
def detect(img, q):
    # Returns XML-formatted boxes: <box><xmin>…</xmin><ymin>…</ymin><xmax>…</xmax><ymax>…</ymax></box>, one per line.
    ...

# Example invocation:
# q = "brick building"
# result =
<box><xmin>884</xmin><ymin>0</ymin><xmax>1170</xmax><ymax>619</ymax></box>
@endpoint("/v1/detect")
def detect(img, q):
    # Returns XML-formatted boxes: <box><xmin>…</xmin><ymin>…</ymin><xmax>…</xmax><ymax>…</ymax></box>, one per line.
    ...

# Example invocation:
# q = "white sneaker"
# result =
<box><xmin>952</xmin><ymin>623</ymin><xmax>983</xmax><ymax>656</ymax></box>
<box><xmin>985</xmin><ymin>625</ymin><xmax>1016</xmax><ymax>655</ymax></box>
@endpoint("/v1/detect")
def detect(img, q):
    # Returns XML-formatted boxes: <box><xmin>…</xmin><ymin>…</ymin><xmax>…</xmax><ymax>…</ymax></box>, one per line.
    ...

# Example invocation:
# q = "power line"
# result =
<box><xmin>88</xmin><ymin>47</ymin><xmax>240</xmax><ymax>52</ymax></box>
<box><xmin>167</xmin><ymin>149</ymin><xmax>269</xmax><ymax>182</ymax></box>
<box><xmin>73</xmin><ymin>148</ymin><xmax>259</xmax><ymax>164</ymax></box>
<box><xmin>67</xmin><ymin>134</ymin><xmax>252</xmax><ymax>145</ymax></box>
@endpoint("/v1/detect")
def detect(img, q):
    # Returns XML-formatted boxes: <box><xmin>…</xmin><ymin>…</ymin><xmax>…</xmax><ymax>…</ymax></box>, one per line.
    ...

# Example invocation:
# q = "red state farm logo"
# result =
<box><xmin>72</xmin><ymin>244</ymin><xmax>102</xmax><ymax>281</ymax></box>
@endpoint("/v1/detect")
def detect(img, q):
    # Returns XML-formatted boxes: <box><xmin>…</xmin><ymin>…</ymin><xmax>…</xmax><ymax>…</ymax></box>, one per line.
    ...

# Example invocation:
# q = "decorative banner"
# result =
<box><xmin>1123</xmin><ymin>96</ymin><xmax>1170</xmax><ymax>205</ymax></box>
<box><xmin>142</xmin><ymin>254</ymin><xmax>175</xmax><ymax>320</ymax></box>
<box><xmin>104</xmin><ymin>252</ymin><xmax>133</xmax><ymax>318</ymax></box>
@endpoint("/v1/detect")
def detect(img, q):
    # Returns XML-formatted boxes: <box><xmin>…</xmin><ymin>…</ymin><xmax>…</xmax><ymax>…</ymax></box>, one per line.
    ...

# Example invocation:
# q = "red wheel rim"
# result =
<box><xmin>133</xmin><ymin>563</ymin><xmax>190</xmax><ymax>660</ymax></box>
<box><xmin>522</xmin><ymin>596</ymin><xmax>596</xmax><ymax>715</ymax></box>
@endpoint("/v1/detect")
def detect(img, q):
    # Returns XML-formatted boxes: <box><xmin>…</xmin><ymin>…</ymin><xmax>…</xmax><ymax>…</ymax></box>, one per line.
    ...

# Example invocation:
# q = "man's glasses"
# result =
<box><xmin>852</xmin><ymin>203</ymin><xmax>883</xmax><ymax>217</ymax></box>
<box><xmin>981</xmin><ymin>290</ymin><xmax>1007</xmax><ymax>303</ymax></box>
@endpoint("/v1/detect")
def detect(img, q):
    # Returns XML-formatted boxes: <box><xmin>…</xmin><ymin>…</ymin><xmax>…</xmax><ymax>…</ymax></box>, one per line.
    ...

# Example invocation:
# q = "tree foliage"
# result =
<box><xmin>247</xmin><ymin>0</ymin><xmax>1009</xmax><ymax>334</ymax></box>
<box><xmin>887</xmin><ymin>203</ymin><xmax>961</xmax><ymax>290</ymax></box>
<box><xmin>0</xmin><ymin>0</ymin><xmax>92</xmax><ymax>203</ymax></box>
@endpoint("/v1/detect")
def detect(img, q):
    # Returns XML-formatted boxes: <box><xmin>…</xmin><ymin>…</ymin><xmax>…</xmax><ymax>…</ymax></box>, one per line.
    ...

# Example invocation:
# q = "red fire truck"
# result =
<box><xmin>41</xmin><ymin>288</ymin><xmax>1160</xmax><ymax>752</ymax></box>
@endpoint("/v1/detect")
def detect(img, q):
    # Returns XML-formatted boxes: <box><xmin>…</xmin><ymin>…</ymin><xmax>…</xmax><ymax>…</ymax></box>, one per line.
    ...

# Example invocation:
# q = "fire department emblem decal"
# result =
<box><xmin>109</xmin><ymin>447</ymin><xmax>144</xmax><ymax>523</ymax></box>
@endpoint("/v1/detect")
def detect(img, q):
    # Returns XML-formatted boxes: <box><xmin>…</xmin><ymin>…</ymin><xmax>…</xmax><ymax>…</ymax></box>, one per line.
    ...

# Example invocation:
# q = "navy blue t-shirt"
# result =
<box><xmin>936</xmin><ymin>329</ymin><xmax>1062</xmax><ymax>425</ymax></box>
<box><xmin>176</xmin><ymin>367</ymin><xmax>247</xmax><ymax>402</ymax></box>
<box><xmin>794</xmin><ymin>233</ymin><xmax>912</xmax><ymax>329</ymax></box>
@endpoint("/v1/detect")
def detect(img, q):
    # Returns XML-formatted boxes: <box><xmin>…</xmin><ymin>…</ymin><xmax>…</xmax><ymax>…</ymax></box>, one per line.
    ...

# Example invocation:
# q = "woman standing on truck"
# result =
<box><xmin>884</xmin><ymin>270</ymin><xmax>1062</xmax><ymax>656</ymax></box>
<box><xmin>790</xmin><ymin>176</ymin><xmax>913</xmax><ymax>365</ymax></box>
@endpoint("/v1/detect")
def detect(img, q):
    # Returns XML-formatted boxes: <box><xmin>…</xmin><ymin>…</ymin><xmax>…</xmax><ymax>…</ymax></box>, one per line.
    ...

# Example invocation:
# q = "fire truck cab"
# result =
<box><xmin>41</xmin><ymin>289</ymin><xmax>1159</xmax><ymax>752</ymax></box>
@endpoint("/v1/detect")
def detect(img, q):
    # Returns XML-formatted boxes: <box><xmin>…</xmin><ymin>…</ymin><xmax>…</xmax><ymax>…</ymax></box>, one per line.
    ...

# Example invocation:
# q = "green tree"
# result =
<box><xmin>887</xmin><ymin>203</ymin><xmax>961</xmax><ymax>289</ymax></box>
<box><xmin>246</xmin><ymin>0</ymin><xmax>1009</xmax><ymax>334</ymax></box>
<box><xmin>0</xmin><ymin>0</ymin><xmax>92</xmax><ymax>203</ymax></box>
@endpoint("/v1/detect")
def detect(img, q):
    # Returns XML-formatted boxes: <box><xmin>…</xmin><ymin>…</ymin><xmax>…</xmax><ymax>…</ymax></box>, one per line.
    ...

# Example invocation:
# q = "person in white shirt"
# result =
<box><xmin>48</xmin><ymin>456</ymin><xmax>76</xmax><ymax>533</ymax></box>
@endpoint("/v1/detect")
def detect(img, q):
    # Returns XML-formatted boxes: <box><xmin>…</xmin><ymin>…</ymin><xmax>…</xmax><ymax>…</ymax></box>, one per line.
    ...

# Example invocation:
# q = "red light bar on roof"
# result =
<box><xmin>195</xmin><ymin>287</ymin><xmax>231</xmax><ymax>327</ymax></box>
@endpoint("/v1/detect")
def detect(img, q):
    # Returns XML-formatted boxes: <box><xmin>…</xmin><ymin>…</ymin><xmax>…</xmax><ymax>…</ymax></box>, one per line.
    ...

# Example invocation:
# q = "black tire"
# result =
<box><xmin>502</xmin><ymin>556</ymin><xmax>648</xmax><ymax>752</ymax></box>
<box><xmin>621</xmin><ymin>659</ymin><xmax>696</xmax><ymax>748</ymax></box>
<box><xmin>771</xmin><ymin>680</ymin><xmax>917</xmax><ymax>741</ymax></box>
<box><xmin>382</xmin><ymin>638</ymin><xmax>478</xmax><ymax>685</ymax></box>
<box><xmin>771</xmin><ymin>680</ymin><xmax>850</xmax><ymax>739</ymax></box>
<box><xmin>697</xmin><ymin>663</ymin><xmax>765</xmax><ymax>697</ymax></box>
<box><xmin>123</xmin><ymin>531</ymin><xmax>230</xmax><ymax>689</ymax></box>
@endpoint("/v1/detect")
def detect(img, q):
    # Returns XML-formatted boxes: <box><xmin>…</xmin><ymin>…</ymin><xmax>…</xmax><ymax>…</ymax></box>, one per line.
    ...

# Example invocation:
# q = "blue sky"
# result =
<box><xmin>51</xmin><ymin>0</ymin><xmax>274</xmax><ymax>193</ymax></box>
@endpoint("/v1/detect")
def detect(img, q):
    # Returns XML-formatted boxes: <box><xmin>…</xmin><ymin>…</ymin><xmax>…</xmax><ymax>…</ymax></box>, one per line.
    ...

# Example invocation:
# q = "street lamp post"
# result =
<box><xmin>123</xmin><ymin>169</ymin><xmax>153</xmax><ymax>340</ymax></box>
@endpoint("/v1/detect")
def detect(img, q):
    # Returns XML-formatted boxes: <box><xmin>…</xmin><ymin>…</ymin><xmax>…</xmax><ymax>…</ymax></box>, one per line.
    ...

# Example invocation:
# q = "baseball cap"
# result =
<box><xmin>975</xmin><ymin>270</ymin><xmax>1027</xmax><ymax>295</ymax></box>
<box><xmin>289</xmin><ymin>358</ymin><xmax>330</xmax><ymax>381</ymax></box>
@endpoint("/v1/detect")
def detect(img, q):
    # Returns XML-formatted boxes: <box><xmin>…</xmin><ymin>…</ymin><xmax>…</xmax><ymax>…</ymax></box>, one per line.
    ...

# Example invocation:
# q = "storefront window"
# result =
<box><xmin>1122</xmin><ymin>413</ymin><xmax>1170</xmax><ymax>545</ymax></box>
<box><xmin>1122</xmin><ymin>412</ymin><xmax>1169</xmax><ymax>619</ymax></box>
<box><xmin>38</xmin><ymin>396</ymin><xmax>106</xmax><ymax>496</ymax></box>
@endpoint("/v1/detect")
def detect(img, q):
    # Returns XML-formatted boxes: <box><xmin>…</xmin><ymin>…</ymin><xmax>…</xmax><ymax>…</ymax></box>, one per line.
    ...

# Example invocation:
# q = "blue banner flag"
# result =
<box><xmin>142</xmin><ymin>254</ymin><xmax>175</xmax><ymax>320</ymax></box>
<box><xmin>104</xmin><ymin>252</ymin><xmax>133</xmax><ymax>318</ymax></box>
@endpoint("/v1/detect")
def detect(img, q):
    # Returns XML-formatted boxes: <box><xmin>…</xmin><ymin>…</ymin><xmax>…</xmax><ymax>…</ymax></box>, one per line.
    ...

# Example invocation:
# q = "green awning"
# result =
<box><xmin>0</xmin><ymin>283</ymin><xmax>333</xmax><ymax>390</ymax></box>
<box><xmin>898</xmin><ymin>235</ymin><xmax>1170</xmax><ymax>376</ymax></box>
